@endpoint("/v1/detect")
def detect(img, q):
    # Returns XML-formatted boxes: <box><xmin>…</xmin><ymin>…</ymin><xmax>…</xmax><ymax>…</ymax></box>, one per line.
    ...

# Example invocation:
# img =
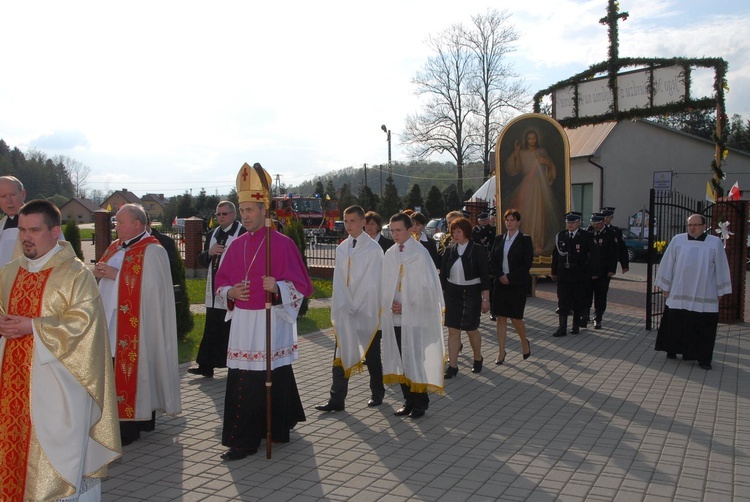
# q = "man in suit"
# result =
<box><xmin>601</xmin><ymin>207</ymin><xmax>629</xmax><ymax>274</ymax></box>
<box><xmin>364</xmin><ymin>211</ymin><xmax>394</xmax><ymax>253</ymax></box>
<box><xmin>551</xmin><ymin>212</ymin><xmax>599</xmax><ymax>337</ymax></box>
<box><xmin>586</xmin><ymin>213</ymin><xmax>619</xmax><ymax>329</ymax></box>
<box><xmin>188</xmin><ymin>201</ymin><xmax>246</xmax><ymax>377</ymax></box>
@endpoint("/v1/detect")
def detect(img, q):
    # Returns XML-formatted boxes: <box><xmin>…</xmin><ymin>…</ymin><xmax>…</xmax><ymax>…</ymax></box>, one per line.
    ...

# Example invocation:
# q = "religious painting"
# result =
<box><xmin>495</xmin><ymin>113</ymin><xmax>570</xmax><ymax>272</ymax></box>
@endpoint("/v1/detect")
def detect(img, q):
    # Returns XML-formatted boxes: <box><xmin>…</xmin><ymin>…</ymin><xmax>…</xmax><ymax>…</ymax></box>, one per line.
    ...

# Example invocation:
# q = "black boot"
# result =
<box><xmin>553</xmin><ymin>315</ymin><xmax>568</xmax><ymax>337</ymax></box>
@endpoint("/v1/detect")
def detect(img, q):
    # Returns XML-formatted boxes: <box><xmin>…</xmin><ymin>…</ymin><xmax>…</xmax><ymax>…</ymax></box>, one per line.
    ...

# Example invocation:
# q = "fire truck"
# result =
<box><xmin>271</xmin><ymin>195</ymin><xmax>339</xmax><ymax>235</ymax></box>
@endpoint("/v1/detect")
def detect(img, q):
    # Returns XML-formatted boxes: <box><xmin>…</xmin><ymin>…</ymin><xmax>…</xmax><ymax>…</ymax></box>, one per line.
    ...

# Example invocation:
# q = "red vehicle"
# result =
<box><xmin>272</xmin><ymin>195</ymin><xmax>339</xmax><ymax>234</ymax></box>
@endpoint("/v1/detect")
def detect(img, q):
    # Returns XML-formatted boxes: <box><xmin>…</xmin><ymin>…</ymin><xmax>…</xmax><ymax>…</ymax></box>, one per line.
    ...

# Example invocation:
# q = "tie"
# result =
<box><xmin>352</xmin><ymin>238</ymin><xmax>357</xmax><ymax>249</ymax></box>
<box><xmin>569</xmin><ymin>232</ymin><xmax>574</xmax><ymax>239</ymax></box>
<box><xmin>399</xmin><ymin>244</ymin><xmax>404</xmax><ymax>252</ymax></box>
<box><xmin>4</xmin><ymin>215</ymin><xmax>17</xmax><ymax>229</ymax></box>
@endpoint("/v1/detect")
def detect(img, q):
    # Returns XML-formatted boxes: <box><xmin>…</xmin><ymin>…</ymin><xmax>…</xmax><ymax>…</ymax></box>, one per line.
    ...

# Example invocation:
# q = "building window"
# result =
<box><xmin>572</xmin><ymin>183</ymin><xmax>593</xmax><ymax>218</ymax></box>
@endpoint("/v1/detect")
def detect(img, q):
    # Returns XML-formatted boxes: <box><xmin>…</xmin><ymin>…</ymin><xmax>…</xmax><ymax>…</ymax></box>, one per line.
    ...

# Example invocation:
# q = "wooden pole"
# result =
<box><xmin>252</xmin><ymin>162</ymin><xmax>274</xmax><ymax>459</ymax></box>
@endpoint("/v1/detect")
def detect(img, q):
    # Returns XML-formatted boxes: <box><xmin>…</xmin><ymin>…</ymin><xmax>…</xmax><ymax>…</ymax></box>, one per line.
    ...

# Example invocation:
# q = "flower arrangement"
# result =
<box><xmin>654</xmin><ymin>240</ymin><xmax>667</xmax><ymax>254</ymax></box>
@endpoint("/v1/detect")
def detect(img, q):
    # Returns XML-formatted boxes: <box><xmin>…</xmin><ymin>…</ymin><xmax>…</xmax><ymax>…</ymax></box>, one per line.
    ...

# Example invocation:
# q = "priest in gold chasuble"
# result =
<box><xmin>0</xmin><ymin>200</ymin><xmax>121</xmax><ymax>502</ymax></box>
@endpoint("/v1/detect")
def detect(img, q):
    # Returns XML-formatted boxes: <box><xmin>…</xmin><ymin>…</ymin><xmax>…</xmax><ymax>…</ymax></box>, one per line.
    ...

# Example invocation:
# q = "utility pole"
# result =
<box><xmin>363</xmin><ymin>163</ymin><xmax>368</xmax><ymax>189</ymax></box>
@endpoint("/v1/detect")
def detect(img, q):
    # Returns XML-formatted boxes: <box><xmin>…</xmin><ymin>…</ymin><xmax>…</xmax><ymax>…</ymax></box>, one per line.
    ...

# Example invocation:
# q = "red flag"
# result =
<box><xmin>173</xmin><ymin>216</ymin><xmax>178</xmax><ymax>226</ymax></box>
<box><xmin>728</xmin><ymin>181</ymin><xmax>741</xmax><ymax>200</ymax></box>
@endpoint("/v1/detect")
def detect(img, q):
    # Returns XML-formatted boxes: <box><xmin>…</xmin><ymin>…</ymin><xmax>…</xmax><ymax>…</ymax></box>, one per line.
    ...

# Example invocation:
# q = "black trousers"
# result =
<box><xmin>394</xmin><ymin>326</ymin><xmax>429</xmax><ymax>411</ymax></box>
<box><xmin>557</xmin><ymin>280</ymin><xmax>587</xmax><ymax>325</ymax></box>
<box><xmin>587</xmin><ymin>276</ymin><xmax>612</xmax><ymax>319</ymax></box>
<box><xmin>329</xmin><ymin>331</ymin><xmax>385</xmax><ymax>405</ymax></box>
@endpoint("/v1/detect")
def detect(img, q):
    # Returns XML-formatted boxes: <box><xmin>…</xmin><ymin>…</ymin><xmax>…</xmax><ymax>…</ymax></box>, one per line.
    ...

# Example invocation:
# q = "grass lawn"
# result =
<box><xmin>179</xmin><ymin>277</ymin><xmax>332</xmax><ymax>364</ymax></box>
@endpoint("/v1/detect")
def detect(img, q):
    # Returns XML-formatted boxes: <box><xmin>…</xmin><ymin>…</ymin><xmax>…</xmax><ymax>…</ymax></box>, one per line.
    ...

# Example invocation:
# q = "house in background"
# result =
<box><xmin>59</xmin><ymin>197</ymin><xmax>102</xmax><ymax>223</ymax></box>
<box><xmin>100</xmin><ymin>188</ymin><xmax>142</xmax><ymax>213</ymax></box>
<box><xmin>141</xmin><ymin>193</ymin><xmax>167</xmax><ymax>221</ymax></box>
<box><xmin>568</xmin><ymin>120</ymin><xmax>750</xmax><ymax>228</ymax></box>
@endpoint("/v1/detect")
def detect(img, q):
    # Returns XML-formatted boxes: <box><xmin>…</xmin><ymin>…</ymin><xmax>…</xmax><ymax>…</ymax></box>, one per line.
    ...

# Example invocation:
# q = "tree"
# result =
<box><xmin>378</xmin><ymin>176</ymin><xmax>401</xmax><ymax>220</ymax></box>
<box><xmin>314</xmin><ymin>181</ymin><xmax>325</xmax><ymax>197</ymax></box>
<box><xmin>356</xmin><ymin>184</ymin><xmax>379</xmax><ymax>212</ymax></box>
<box><xmin>405</xmin><ymin>183</ymin><xmax>425</xmax><ymax>211</ymax></box>
<box><xmin>425</xmin><ymin>185</ymin><xmax>445</xmax><ymax>218</ymax></box>
<box><xmin>339</xmin><ymin>182</ymin><xmax>356</xmax><ymax>211</ymax></box>
<box><xmin>402</xmin><ymin>25</ymin><xmax>477</xmax><ymax>196</ymax></box>
<box><xmin>728</xmin><ymin>114</ymin><xmax>750</xmax><ymax>153</ymax></box>
<box><xmin>325</xmin><ymin>178</ymin><xmax>336</xmax><ymax>198</ymax></box>
<box><xmin>464</xmin><ymin>9</ymin><xmax>528</xmax><ymax>181</ymax></box>
<box><xmin>54</xmin><ymin>155</ymin><xmax>91</xmax><ymax>197</ymax></box>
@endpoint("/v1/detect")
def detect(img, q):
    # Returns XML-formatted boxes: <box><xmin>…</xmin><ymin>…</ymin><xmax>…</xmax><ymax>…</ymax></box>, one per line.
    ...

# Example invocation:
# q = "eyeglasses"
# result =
<box><xmin>687</xmin><ymin>223</ymin><xmax>705</xmax><ymax>227</ymax></box>
<box><xmin>215</xmin><ymin>212</ymin><xmax>233</xmax><ymax>217</ymax></box>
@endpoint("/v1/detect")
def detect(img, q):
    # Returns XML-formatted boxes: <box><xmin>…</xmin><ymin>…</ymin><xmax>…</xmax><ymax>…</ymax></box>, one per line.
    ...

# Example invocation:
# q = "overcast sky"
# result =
<box><xmin>2</xmin><ymin>0</ymin><xmax>748</xmax><ymax>197</ymax></box>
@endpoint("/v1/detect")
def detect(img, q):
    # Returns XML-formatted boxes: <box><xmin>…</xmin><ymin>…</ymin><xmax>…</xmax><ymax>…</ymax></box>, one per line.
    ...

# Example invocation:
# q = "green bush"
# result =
<box><xmin>284</xmin><ymin>220</ymin><xmax>309</xmax><ymax>317</ymax></box>
<box><xmin>63</xmin><ymin>219</ymin><xmax>84</xmax><ymax>261</ymax></box>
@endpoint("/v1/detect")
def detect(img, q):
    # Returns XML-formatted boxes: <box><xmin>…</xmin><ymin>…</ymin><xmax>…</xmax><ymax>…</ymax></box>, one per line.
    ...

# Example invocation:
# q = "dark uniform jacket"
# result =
<box><xmin>587</xmin><ymin>226</ymin><xmax>619</xmax><ymax>277</ymax></box>
<box><xmin>551</xmin><ymin>229</ymin><xmax>600</xmax><ymax>281</ymax></box>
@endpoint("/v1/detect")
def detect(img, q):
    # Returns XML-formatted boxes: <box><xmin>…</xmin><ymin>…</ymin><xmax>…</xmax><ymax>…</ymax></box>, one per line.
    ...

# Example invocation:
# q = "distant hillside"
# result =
<box><xmin>289</xmin><ymin>160</ymin><xmax>488</xmax><ymax>196</ymax></box>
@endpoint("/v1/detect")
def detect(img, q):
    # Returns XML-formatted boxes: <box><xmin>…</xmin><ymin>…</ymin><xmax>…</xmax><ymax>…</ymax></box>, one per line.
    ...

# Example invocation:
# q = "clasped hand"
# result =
<box><xmin>0</xmin><ymin>315</ymin><xmax>33</xmax><ymax>339</ymax></box>
<box><xmin>230</xmin><ymin>276</ymin><xmax>278</xmax><ymax>301</ymax></box>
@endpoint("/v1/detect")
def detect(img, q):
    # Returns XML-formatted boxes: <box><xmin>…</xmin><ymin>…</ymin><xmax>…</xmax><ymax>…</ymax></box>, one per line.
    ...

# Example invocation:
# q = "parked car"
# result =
<box><xmin>621</xmin><ymin>228</ymin><xmax>649</xmax><ymax>262</ymax></box>
<box><xmin>381</xmin><ymin>223</ymin><xmax>392</xmax><ymax>240</ymax></box>
<box><xmin>425</xmin><ymin>218</ymin><xmax>446</xmax><ymax>238</ymax></box>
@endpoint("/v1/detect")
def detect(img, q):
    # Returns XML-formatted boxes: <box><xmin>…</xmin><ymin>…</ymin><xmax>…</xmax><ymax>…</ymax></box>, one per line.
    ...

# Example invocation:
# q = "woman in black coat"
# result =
<box><xmin>490</xmin><ymin>209</ymin><xmax>533</xmax><ymax>364</ymax></box>
<box><xmin>441</xmin><ymin>217</ymin><xmax>491</xmax><ymax>378</ymax></box>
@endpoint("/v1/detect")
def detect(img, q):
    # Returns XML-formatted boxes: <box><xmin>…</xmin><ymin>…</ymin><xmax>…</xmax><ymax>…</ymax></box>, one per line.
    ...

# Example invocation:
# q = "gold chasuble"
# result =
<box><xmin>0</xmin><ymin>268</ymin><xmax>51</xmax><ymax>501</ymax></box>
<box><xmin>100</xmin><ymin>235</ymin><xmax>159</xmax><ymax>419</ymax></box>
<box><xmin>0</xmin><ymin>242</ymin><xmax>121</xmax><ymax>501</ymax></box>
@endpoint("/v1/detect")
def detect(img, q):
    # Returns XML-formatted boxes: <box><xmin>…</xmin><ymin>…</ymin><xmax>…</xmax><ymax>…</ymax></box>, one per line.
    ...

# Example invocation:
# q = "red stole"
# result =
<box><xmin>0</xmin><ymin>267</ymin><xmax>52</xmax><ymax>501</ymax></box>
<box><xmin>100</xmin><ymin>236</ymin><xmax>159</xmax><ymax>419</ymax></box>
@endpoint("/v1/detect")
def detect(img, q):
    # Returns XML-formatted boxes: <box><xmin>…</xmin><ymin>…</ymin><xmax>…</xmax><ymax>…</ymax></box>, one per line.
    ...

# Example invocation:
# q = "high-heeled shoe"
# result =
<box><xmin>523</xmin><ymin>342</ymin><xmax>531</xmax><ymax>360</ymax></box>
<box><xmin>444</xmin><ymin>365</ymin><xmax>458</xmax><ymax>379</ymax></box>
<box><xmin>472</xmin><ymin>357</ymin><xmax>483</xmax><ymax>373</ymax></box>
<box><xmin>495</xmin><ymin>351</ymin><xmax>506</xmax><ymax>365</ymax></box>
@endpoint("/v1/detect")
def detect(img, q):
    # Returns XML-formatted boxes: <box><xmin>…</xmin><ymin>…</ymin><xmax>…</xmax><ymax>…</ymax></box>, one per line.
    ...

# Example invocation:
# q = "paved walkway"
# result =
<box><xmin>102</xmin><ymin>273</ymin><xmax>750</xmax><ymax>501</ymax></box>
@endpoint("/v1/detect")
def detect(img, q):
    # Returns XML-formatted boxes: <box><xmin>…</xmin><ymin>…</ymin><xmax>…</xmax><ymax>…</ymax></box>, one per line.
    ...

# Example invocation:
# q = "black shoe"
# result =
<box><xmin>220</xmin><ymin>447</ymin><xmax>258</xmax><ymax>461</ymax></box>
<box><xmin>120</xmin><ymin>432</ymin><xmax>140</xmax><ymax>446</ymax></box>
<box><xmin>571</xmin><ymin>325</ymin><xmax>580</xmax><ymax>335</ymax></box>
<box><xmin>409</xmin><ymin>408</ymin><xmax>425</xmax><ymax>419</ymax></box>
<box><xmin>552</xmin><ymin>327</ymin><xmax>567</xmax><ymax>337</ymax></box>
<box><xmin>367</xmin><ymin>398</ymin><xmax>383</xmax><ymax>407</ymax></box>
<box><xmin>489</xmin><ymin>314</ymin><xmax>496</xmax><ymax>321</ymax></box>
<box><xmin>187</xmin><ymin>367</ymin><xmax>214</xmax><ymax>378</ymax></box>
<box><xmin>495</xmin><ymin>351</ymin><xmax>506</xmax><ymax>365</ymax></box>
<box><xmin>394</xmin><ymin>406</ymin><xmax>413</xmax><ymax>416</ymax></box>
<box><xmin>593</xmin><ymin>319</ymin><xmax>602</xmax><ymax>329</ymax></box>
<box><xmin>471</xmin><ymin>357</ymin><xmax>484</xmax><ymax>374</ymax></box>
<box><xmin>523</xmin><ymin>342</ymin><xmax>531</xmax><ymax>360</ymax></box>
<box><xmin>315</xmin><ymin>402</ymin><xmax>344</xmax><ymax>412</ymax></box>
<box><xmin>698</xmin><ymin>361</ymin><xmax>712</xmax><ymax>370</ymax></box>
<box><xmin>444</xmin><ymin>365</ymin><xmax>458</xmax><ymax>379</ymax></box>
<box><xmin>666</xmin><ymin>353</ymin><xmax>677</xmax><ymax>360</ymax></box>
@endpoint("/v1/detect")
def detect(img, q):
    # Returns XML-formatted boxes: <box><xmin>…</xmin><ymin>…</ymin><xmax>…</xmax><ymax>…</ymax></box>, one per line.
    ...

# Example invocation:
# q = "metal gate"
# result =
<box><xmin>645</xmin><ymin>189</ymin><xmax>747</xmax><ymax>330</ymax></box>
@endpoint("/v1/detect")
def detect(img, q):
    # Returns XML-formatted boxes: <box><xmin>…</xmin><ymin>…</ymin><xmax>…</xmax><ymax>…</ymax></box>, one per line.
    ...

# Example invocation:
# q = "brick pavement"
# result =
<box><xmin>102</xmin><ymin>272</ymin><xmax>750</xmax><ymax>501</ymax></box>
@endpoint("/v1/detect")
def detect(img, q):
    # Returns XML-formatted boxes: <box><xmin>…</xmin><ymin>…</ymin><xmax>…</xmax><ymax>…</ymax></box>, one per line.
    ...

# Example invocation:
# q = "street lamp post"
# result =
<box><xmin>380</xmin><ymin>124</ymin><xmax>391</xmax><ymax>197</ymax></box>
